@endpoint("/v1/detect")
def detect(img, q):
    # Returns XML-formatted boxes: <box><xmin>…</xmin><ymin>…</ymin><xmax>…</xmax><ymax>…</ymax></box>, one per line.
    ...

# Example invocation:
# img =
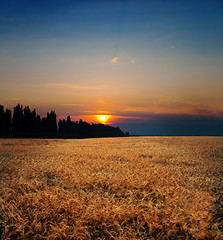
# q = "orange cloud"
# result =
<box><xmin>112</xmin><ymin>57</ymin><xmax>119</xmax><ymax>63</ymax></box>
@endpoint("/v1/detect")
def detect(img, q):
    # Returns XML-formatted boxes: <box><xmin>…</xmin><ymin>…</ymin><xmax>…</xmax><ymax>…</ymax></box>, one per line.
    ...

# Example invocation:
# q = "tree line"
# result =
<box><xmin>0</xmin><ymin>104</ymin><xmax>129</xmax><ymax>138</ymax></box>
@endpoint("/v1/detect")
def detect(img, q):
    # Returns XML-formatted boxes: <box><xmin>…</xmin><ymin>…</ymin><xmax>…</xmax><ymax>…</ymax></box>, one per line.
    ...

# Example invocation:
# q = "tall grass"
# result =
<box><xmin>0</xmin><ymin>137</ymin><xmax>222</xmax><ymax>239</ymax></box>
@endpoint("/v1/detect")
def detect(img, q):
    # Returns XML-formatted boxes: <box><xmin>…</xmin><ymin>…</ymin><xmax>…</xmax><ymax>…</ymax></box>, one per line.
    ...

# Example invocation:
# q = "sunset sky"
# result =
<box><xmin>0</xmin><ymin>0</ymin><xmax>223</xmax><ymax>135</ymax></box>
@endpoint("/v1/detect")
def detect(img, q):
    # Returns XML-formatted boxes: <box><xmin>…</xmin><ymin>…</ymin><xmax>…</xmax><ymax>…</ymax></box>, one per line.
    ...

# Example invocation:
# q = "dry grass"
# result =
<box><xmin>0</xmin><ymin>137</ymin><xmax>222</xmax><ymax>239</ymax></box>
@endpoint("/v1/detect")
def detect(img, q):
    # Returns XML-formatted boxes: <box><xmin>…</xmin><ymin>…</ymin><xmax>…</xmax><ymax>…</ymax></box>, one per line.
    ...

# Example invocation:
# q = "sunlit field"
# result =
<box><xmin>0</xmin><ymin>137</ymin><xmax>222</xmax><ymax>239</ymax></box>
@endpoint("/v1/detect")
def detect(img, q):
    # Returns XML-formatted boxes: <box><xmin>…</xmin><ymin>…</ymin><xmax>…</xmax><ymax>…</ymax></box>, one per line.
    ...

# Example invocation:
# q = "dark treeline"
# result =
<box><xmin>58</xmin><ymin>117</ymin><xmax>127</xmax><ymax>138</ymax></box>
<box><xmin>0</xmin><ymin>104</ymin><xmax>129</xmax><ymax>138</ymax></box>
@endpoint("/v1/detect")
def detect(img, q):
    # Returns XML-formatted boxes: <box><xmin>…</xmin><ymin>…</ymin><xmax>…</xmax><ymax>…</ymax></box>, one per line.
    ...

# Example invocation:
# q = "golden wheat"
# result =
<box><xmin>0</xmin><ymin>137</ymin><xmax>222</xmax><ymax>239</ymax></box>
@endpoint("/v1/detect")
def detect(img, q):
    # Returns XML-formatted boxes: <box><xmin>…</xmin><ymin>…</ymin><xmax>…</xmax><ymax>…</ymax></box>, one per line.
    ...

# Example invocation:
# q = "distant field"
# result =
<box><xmin>0</xmin><ymin>137</ymin><xmax>222</xmax><ymax>239</ymax></box>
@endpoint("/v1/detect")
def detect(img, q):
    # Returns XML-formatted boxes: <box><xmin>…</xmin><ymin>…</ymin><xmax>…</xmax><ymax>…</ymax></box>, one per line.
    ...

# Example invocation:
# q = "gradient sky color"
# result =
<box><xmin>0</xmin><ymin>0</ymin><xmax>223</xmax><ymax>135</ymax></box>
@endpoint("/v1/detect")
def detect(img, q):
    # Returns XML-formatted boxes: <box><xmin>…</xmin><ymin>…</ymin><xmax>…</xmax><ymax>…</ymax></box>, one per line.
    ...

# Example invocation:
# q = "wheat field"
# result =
<box><xmin>0</xmin><ymin>137</ymin><xmax>222</xmax><ymax>239</ymax></box>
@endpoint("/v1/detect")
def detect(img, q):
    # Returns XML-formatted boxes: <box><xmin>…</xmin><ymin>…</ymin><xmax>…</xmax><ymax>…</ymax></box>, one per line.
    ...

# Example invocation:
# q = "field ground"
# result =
<box><xmin>0</xmin><ymin>137</ymin><xmax>222</xmax><ymax>239</ymax></box>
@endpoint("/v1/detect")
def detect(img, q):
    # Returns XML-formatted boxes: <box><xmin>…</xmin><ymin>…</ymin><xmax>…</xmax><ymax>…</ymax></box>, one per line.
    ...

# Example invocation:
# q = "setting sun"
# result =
<box><xmin>96</xmin><ymin>115</ymin><xmax>110</xmax><ymax>124</ymax></box>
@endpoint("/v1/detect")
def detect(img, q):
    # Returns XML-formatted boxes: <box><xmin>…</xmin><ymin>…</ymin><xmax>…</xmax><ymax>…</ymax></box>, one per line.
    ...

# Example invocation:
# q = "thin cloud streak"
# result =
<box><xmin>63</xmin><ymin>103</ymin><xmax>90</xmax><ymax>107</ymax></box>
<box><xmin>44</xmin><ymin>83</ymin><xmax>105</xmax><ymax>90</ymax></box>
<box><xmin>61</xmin><ymin>95</ymin><xmax>223</xmax><ymax>120</ymax></box>
<box><xmin>7</xmin><ymin>97</ymin><xmax>21</xmax><ymax>101</ymax></box>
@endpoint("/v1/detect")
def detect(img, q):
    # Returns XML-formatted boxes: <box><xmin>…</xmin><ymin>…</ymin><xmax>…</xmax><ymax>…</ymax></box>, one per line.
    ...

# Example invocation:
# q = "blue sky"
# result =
<box><xmin>0</xmin><ymin>0</ymin><xmax>223</xmax><ymax>135</ymax></box>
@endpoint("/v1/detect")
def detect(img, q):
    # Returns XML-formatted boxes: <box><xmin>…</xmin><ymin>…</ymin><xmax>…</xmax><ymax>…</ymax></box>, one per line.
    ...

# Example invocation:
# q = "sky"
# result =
<box><xmin>0</xmin><ymin>0</ymin><xmax>223</xmax><ymax>135</ymax></box>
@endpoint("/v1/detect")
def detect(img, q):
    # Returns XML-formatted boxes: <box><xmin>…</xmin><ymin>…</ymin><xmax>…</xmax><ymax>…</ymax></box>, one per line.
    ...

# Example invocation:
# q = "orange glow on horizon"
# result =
<box><xmin>81</xmin><ymin>114</ymin><xmax>141</xmax><ymax>125</ymax></box>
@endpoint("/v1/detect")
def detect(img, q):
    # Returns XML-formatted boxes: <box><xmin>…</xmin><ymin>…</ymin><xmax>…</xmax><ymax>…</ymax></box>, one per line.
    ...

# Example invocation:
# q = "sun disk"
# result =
<box><xmin>96</xmin><ymin>115</ymin><xmax>110</xmax><ymax>124</ymax></box>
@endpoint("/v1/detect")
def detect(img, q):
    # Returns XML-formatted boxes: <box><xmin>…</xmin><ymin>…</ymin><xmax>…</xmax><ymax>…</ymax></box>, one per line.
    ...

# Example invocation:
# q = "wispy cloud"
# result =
<box><xmin>169</xmin><ymin>45</ymin><xmax>175</xmax><ymax>48</ymax></box>
<box><xmin>44</xmin><ymin>83</ymin><xmax>104</xmax><ymax>90</ymax></box>
<box><xmin>86</xmin><ymin>110</ymin><xmax>114</xmax><ymax>115</ymax></box>
<box><xmin>63</xmin><ymin>103</ymin><xmax>88</xmax><ymax>107</ymax></box>
<box><xmin>112</xmin><ymin>57</ymin><xmax>119</xmax><ymax>63</ymax></box>
<box><xmin>8</xmin><ymin>97</ymin><xmax>21</xmax><ymax>101</ymax></box>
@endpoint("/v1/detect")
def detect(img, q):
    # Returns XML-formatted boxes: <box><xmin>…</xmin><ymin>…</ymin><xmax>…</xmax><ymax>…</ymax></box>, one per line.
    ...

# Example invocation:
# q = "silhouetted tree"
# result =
<box><xmin>58</xmin><ymin>117</ymin><xmax>79</xmax><ymax>138</ymax></box>
<box><xmin>5</xmin><ymin>109</ymin><xmax>12</xmax><ymax>137</ymax></box>
<box><xmin>24</xmin><ymin>106</ymin><xmax>33</xmax><ymax>137</ymax></box>
<box><xmin>0</xmin><ymin>105</ymin><xmax>5</xmax><ymax>137</ymax></box>
<box><xmin>12</xmin><ymin>104</ymin><xmax>24</xmax><ymax>137</ymax></box>
<box><xmin>46</xmin><ymin>111</ymin><xmax>57</xmax><ymax>138</ymax></box>
<box><xmin>78</xmin><ymin>119</ymin><xmax>90</xmax><ymax>138</ymax></box>
<box><xmin>67</xmin><ymin>116</ymin><xmax>71</xmax><ymax>123</ymax></box>
<box><xmin>12</xmin><ymin>104</ymin><xmax>51</xmax><ymax>138</ymax></box>
<box><xmin>35</xmin><ymin>114</ymin><xmax>42</xmax><ymax>137</ymax></box>
<box><xmin>0</xmin><ymin>105</ymin><xmax>11</xmax><ymax>137</ymax></box>
<box><xmin>22</xmin><ymin>106</ymin><xmax>41</xmax><ymax>137</ymax></box>
<box><xmin>41</xmin><ymin>117</ymin><xmax>48</xmax><ymax>138</ymax></box>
